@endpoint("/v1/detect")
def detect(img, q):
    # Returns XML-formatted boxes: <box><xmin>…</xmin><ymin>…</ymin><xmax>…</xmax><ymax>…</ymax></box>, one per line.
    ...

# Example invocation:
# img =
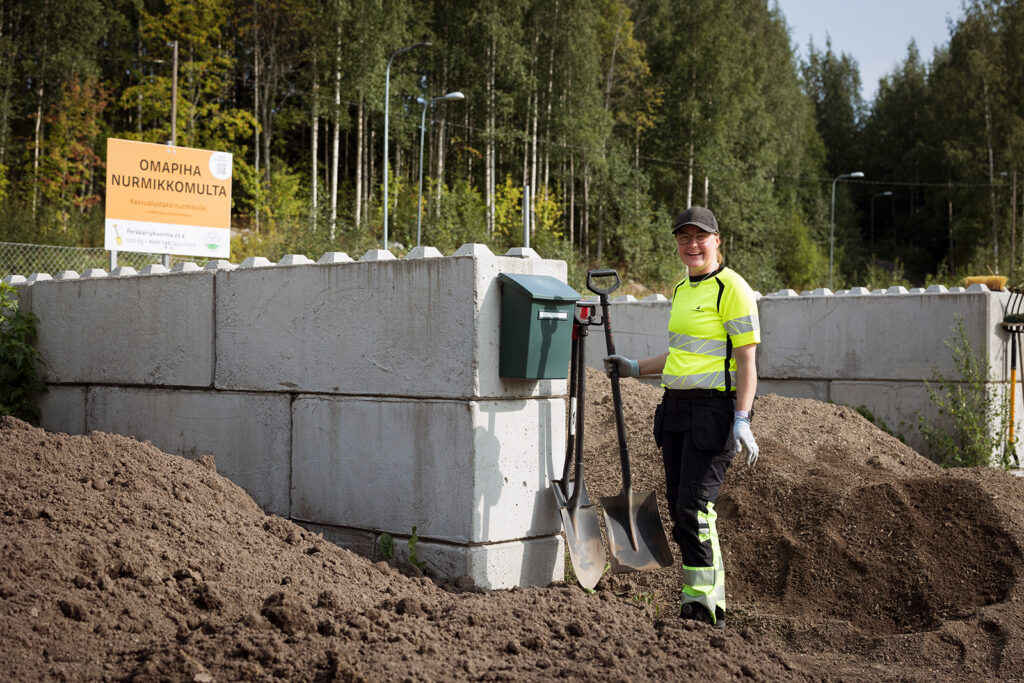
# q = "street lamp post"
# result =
<box><xmin>830</xmin><ymin>171</ymin><xmax>865</xmax><ymax>289</ymax></box>
<box><xmin>416</xmin><ymin>91</ymin><xmax>465</xmax><ymax>247</ymax></box>
<box><xmin>870</xmin><ymin>190</ymin><xmax>893</xmax><ymax>256</ymax></box>
<box><xmin>383</xmin><ymin>42</ymin><xmax>430</xmax><ymax>251</ymax></box>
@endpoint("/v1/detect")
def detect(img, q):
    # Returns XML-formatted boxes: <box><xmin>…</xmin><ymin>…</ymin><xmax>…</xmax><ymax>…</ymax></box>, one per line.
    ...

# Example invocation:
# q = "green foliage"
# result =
<box><xmin>0</xmin><ymin>283</ymin><xmax>46</xmax><ymax>423</ymax></box>
<box><xmin>407</xmin><ymin>525</ymin><xmax>427</xmax><ymax>572</ymax></box>
<box><xmin>918</xmin><ymin>316</ymin><xmax>1013</xmax><ymax>468</ymax></box>
<box><xmin>377</xmin><ymin>532</ymin><xmax>394</xmax><ymax>560</ymax></box>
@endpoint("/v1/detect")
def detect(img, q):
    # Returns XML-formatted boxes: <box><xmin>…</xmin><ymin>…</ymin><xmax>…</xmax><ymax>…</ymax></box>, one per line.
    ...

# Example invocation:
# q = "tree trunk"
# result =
<box><xmin>253</xmin><ymin>8</ymin><xmax>261</xmax><ymax>232</ymax></box>
<box><xmin>686</xmin><ymin>141</ymin><xmax>694</xmax><ymax>208</ymax></box>
<box><xmin>32</xmin><ymin>86</ymin><xmax>42</xmax><ymax>216</ymax></box>
<box><xmin>329</xmin><ymin>18</ymin><xmax>341</xmax><ymax>240</ymax></box>
<box><xmin>984</xmin><ymin>80</ymin><xmax>998</xmax><ymax>266</ymax></box>
<box><xmin>355</xmin><ymin>96</ymin><xmax>364</xmax><ymax>227</ymax></box>
<box><xmin>311</xmin><ymin>58</ymin><xmax>319</xmax><ymax>231</ymax></box>
<box><xmin>486</xmin><ymin>35</ymin><xmax>496</xmax><ymax>237</ymax></box>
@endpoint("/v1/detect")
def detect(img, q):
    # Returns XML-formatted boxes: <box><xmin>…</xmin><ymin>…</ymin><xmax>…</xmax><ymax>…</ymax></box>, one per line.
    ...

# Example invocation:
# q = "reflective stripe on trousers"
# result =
<box><xmin>681</xmin><ymin>502</ymin><xmax>725</xmax><ymax>620</ymax></box>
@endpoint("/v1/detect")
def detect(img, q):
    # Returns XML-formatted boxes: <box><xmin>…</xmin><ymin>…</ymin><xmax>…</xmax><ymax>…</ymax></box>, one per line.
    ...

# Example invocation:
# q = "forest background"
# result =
<box><xmin>1</xmin><ymin>0</ymin><xmax>1022</xmax><ymax>294</ymax></box>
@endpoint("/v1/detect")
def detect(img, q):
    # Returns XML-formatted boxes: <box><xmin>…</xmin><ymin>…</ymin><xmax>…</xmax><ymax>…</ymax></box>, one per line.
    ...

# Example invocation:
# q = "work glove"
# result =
<box><xmin>603</xmin><ymin>354</ymin><xmax>639</xmax><ymax>378</ymax></box>
<box><xmin>732</xmin><ymin>416</ymin><xmax>759</xmax><ymax>466</ymax></box>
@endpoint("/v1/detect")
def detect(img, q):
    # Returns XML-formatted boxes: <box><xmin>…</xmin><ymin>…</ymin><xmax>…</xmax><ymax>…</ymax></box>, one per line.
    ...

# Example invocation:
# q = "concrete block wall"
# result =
<box><xmin>582</xmin><ymin>286</ymin><xmax>1021</xmax><ymax>457</ymax></box>
<box><xmin>14</xmin><ymin>246</ymin><xmax>572</xmax><ymax>590</ymax></box>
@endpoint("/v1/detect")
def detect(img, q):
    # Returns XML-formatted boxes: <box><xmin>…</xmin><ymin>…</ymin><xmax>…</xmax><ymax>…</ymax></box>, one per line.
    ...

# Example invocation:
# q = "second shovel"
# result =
<box><xmin>587</xmin><ymin>269</ymin><xmax>674</xmax><ymax>573</ymax></box>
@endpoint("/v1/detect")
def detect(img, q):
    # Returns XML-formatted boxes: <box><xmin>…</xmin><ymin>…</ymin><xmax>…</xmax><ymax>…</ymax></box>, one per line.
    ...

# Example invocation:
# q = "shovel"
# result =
<box><xmin>551</xmin><ymin>303</ymin><xmax>606</xmax><ymax>589</ymax></box>
<box><xmin>587</xmin><ymin>269</ymin><xmax>674</xmax><ymax>573</ymax></box>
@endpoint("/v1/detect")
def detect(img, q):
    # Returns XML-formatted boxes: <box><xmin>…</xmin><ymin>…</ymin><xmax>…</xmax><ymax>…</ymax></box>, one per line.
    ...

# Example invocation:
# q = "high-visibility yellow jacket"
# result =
<box><xmin>661</xmin><ymin>265</ymin><xmax>760</xmax><ymax>392</ymax></box>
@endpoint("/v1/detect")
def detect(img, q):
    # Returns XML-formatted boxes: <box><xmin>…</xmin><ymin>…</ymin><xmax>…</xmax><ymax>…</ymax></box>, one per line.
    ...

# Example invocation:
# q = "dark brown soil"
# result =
<box><xmin>2</xmin><ymin>369</ymin><xmax>1023</xmax><ymax>681</ymax></box>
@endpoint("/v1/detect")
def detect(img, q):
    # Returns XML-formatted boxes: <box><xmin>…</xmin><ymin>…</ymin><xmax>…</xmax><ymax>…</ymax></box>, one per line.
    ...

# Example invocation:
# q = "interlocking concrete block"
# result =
<box><xmin>758</xmin><ymin>290</ymin><xmax>1007</xmax><ymax>381</ymax></box>
<box><xmin>359</xmin><ymin>249</ymin><xmax>395</xmax><ymax>262</ymax></box>
<box><xmin>290</xmin><ymin>395</ymin><xmax>565</xmax><ymax>545</ymax></box>
<box><xmin>216</xmin><ymin>253</ymin><xmax>569</xmax><ymax>399</ymax></box>
<box><xmin>296</xmin><ymin>522</ymin><xmax>379</xmax><ymax>559</ymax></box>
<box><xmin>86</xmin><ymin>386</ymin><xmax>291</xmax><ymax>516</ymax></box>
<box><xmin>139</xmin><ymin>264</ymin><xmax>169</xmax><ymax>275</ymax></box>
<box><xmin>110</xmin><ymin>266</ymin><xmax>137</xmax><ymax>277</ymax></box>
<box><xmin>583</xmin><ymin>299</ymin><xmax>670</xmax><ymax>372</ymax></box>
<box><xmin>80</xmin><ymin>268</ymin><xmax>107</xmax><ymax>278</ymax></box>
<box><xmin>405</xmin><ymin>246</ymin><xmax>444</xmax><ymax>259</ymax></box>
<box><xmin>389</xmin><ymin>534</ymin><xmax>564</xmax><ymax>589</ymax></box>
<box><xmin>317</xmin><ymin>252</ymin><xmax>354</xmax><ymax>264</ymax></box>
<box><xmin>828</xmin><ymin>381</ymin><xmax>949</xmax><ymax>455</ymax></box>
<box><xmin>757</xmin><ymin>380</ymin><xmax>830</xmax><ymax>403</ymax></box>
<box><xmin>27</xmin><ymin>272</ymin><xmax>214</xmax><ymax>386</ymax></box>
<box><xmin>240</xmin><ymin>256</ymin><xmax>272</xmax><ymax>268</ymax></box>
<box><xmin>38</xmin><ymin>385</ymin><xmax>87</xmax><ymax>434</ymax></box>
<box><xmin>3</xmin><ymin>274</ymin><xmax>26</xmax><ymax>285</ymax></box>
<box><xmin>27</xmin><ymin>273</ymin><xmax>51</xmax><ymax>283</ymax></box>
<box><xmin>171</xmin><ymin>261</ymin><xmax>201</xmax><ymax>273</ymax></box>
<box><xmin>54</xmin><ymin>270</ymin><xmax>79</xmax><ymax>280</ymax></box>
<box><xmin>505</xmin><ymin>247</ymin><xmax>540</xmax><ymax>259</ymax></box>
<box><xmin>278</xmin><ymin>254</ymin><xmax>313</xmax><ymax>266</ymax></box>
<box><xmin>204</xmin><ymin>259</ymin><xmax>236</xmax><ymax>271</ymax></box>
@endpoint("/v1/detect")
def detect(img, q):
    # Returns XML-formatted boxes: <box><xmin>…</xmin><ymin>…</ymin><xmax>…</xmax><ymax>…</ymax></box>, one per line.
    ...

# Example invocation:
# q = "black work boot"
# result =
<box><xmin>680</xmin><ymin>602</ymin><xmax>725</xmax><ymax>629</ymax></box>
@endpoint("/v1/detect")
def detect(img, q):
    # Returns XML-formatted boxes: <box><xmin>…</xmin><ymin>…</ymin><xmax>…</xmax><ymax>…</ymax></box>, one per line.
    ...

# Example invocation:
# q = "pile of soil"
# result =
<box><xmin>2</xmin><ymin>369</ymin><xmax>1023</xmax><ymax>680</ymax></box>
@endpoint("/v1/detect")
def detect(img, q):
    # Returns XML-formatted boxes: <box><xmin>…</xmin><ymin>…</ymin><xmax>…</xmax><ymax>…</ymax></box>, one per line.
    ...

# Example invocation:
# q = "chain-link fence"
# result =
<box><xmin>0</xmin><ymin>242</ymin><xmax>211</xmax><ymax>279</ymax></box>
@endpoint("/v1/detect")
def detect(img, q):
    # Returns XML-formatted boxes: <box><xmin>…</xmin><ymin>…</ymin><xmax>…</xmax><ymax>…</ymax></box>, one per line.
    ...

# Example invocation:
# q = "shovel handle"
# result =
<box><xmin>588</xmin><ymin>269</ymin><xmax>632</xmax><ymax>491</ymax></box>
<box><xmin>586</xmin><ymin>269</ymin><xmax>621</xmax><ymax>297</ymax></box>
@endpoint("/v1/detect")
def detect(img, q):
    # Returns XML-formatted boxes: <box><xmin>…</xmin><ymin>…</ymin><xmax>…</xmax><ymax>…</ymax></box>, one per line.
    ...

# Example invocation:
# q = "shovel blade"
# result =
<box><xmin>600</xmin><ymin>488</ymin><xmax>674</xmax><ymax>573</ymax></box>
<box><xmin>553</xmin><ymin>492</ymin><xmax>606</xmax><ymax>590</ymax></box>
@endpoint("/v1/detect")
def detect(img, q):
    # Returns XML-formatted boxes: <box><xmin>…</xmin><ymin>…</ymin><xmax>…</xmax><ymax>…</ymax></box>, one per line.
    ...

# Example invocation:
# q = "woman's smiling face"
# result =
<box><xmin>675</xmin><ymin>226</ymin><xmax>720</xmax><ymax>276</ymax></box>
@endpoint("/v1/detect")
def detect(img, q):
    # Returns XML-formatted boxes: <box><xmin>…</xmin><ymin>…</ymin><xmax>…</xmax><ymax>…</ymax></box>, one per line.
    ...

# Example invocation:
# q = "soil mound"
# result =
<box><xmin>583</xmin><ymin>371</ymin><xmax>1024</xmax><ymax>679</ymax></box>
<box><xmin>0</xmin><ymin>415</ymin><xmax>804</xmax><ymax>681</ymax></box>
<box><xmin>3</xmin><ymin>369</ymin><xmax>1024</xmax><ymax>680</ymax></box>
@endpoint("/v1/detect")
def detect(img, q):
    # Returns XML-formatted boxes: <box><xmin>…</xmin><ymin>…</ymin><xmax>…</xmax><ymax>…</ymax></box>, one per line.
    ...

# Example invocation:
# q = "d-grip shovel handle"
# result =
<box><xmin>586</xmin><ymin>269</ymin><xmax>621</xmax><ymax>297</ymax></box>
<box><xmin>587</xmin><ymin>269</ymin><xmax>632</xmax><ymax>492</ymax></box>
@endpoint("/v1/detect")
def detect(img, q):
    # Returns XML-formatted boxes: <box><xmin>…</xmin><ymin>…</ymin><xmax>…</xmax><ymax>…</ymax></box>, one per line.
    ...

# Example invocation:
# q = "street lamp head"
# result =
<box><xmin>848</xmin><ymin>171</ymin><xmax>864</xmax><ymax>179</ymax></box>
<box><xmin>882</xmin><ymin>191</ymin><xmax>893</xmax><ymax>197</ymax></box>
<box><xmin>416</xmin><ymin>96</ymin><xmax>427</xmax><ymax>105</ymax></box>
<box><xmin>442</xmin><ymin>91</ymin><xmax>465</xmax><ymax>101</ymax></box>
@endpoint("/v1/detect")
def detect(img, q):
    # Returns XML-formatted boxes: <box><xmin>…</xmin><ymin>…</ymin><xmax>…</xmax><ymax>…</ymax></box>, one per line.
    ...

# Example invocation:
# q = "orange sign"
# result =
<box><xmin>104</xmin><ymin>138</ymin><xmax>233</xmax><ymax>258</ymax></box>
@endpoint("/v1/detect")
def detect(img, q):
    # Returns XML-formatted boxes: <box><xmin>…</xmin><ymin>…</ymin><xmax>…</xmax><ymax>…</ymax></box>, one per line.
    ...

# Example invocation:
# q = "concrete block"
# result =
<box><xmin>27</xmin><ymin>272</ymin><xmax>214</xmax><ymax>386</ymax></box>
<box><xmin>886</xmin><ymin>286</ymin><xmax>909</xmax><ymax>295</ymax></box>
<box><xmin>613</xmin><ymin>294</ymin><xmax>637</xmax><ymax>303</ymax></box>
<box><xmin>810</xmin><ymin>288</ymin><xmax>833</xmax><ymax>296</ymax></box>
<box><xmin>389</xmin><ymin>534</ymin><xmax>564</xmax><ymax>589</ymax></box>
<box><xmin>949</xmin><ymin>286</ymin><xmax>966</xmax><ymax>293</ymax></box>
<box><xmin>296</xmin><ymin>522</ymin><xmax>379</xmax><ymax>559</ymax></box>
<box><xmin>774</xmin><ymin>289</ymin><xmax>798</xmax><ymax>297</ymax></box>
<box><xmin>171</xmin><ymin>262</ymin><xmax>201</xmax><ymax>273</ymax></box>
<box><xmin>86</xmin><ymin>386</ymin><xmax>291</xmax><ymax>516</ymax></box>
<box><xmin>359</xmin><ymin>249</ymin><xmax>395</xmax><ymax>262</ymax></box>
<box><xmin>453</xmin><ymin>243</ymin><xmax>494</xmax><ymax>257</ymax></box>
<box><xmin>54</xmin><ymin>270</ymin><xmax>79</xmax><ymax>280</ymax></box>
<box><xmin>643</xmin><ymin>294</ymin><xmax>668</xmax><ymax>302</ymax></box>
<box><xmin>756</xmin><ymin>379</ymin><xmax>830</xmax><ymax>403</ymax></box>
<box><xmin>278</xmin><ymin>254</ymin><xmax>313</xmax><ymax>266</ymax></box>
<box><xmin>583</xmin><ymin>299</ymin><xmax>671</xmax><ymax>372</ymax></box>
<box><xmin>139</xmin><ymin>264</ymin><xmax>169</xmax><ymax>275</ymax></box>
<box><xmin>758</xmin><ymin>291</ymin><xmax>1001</xmax><ymax>381</ymax></box>
<box><xmin>204</xmin><ymin>259</ymin><xmax>236</xmax><ymax>271</ymax></box>
<box><xmin>835</xmin><ymin>289</ymin><xmax>849</xmax><ymax>296</ymax></box>
<box><xmin>3</xmin><ymin>274</ymin><xmax>26</xmax><ymax>285</ymax></box>
<box><xmin>829</xmin><ymin>381</ymin><xmax>939</xmax><ymax>455</ymax></box>
<box><xmin>26</xmin><ymin>273</ymin><xmax>51</xmax><ymax>283</ymax></box>
<box><xmin>406</xmin><ymin>246</ymin><xmax>444</xmax><ymax>259</ymax></box>
<box><xmin>240</xmin><ymin>256</ymin><xmax>272</xmax><ymax>268</ymax></box>
<box><xmin>505</xmin><ymin>247</ymin><xmax>540</xmax><ymax>259</ymax></box>
<box><xmin>317</xmin><ymin>252</ymin><xmax>354</xmax><ymax>264</ymax></box>
<box><xmin>847</xmin><ymin>287</ymin><xmax>871</xmax><ymax>295</ymax></box>
<box><xmin>38</xmin><ymin>385</ymin><xmax>87</xmax><ymax>434</ymax></box>
<box><xmin>909</xmin><ymin>288</ymin><xmax>925</xmax><ymax>294</ymax></box>
<box><xmin>290</xmin><ymin>395</ymin><xmax>565</xmax><ymax>545</ymax></box>
<box><xmin>967</xmin><ymin>283</ymin><xmax>990</xmax><ymax>293</ymax></box>
<box><xmin>80</xmin><ymin>268</ymin><xmax>107</xmax><ymax>278</ymax></box>
<box><xmin>926</xmin><ymin>285</ymin><xmax>948</xmax><ymax>294</ymax></box>
<box><xmin>216</xmin><ymin>252</ymin><xmax>568</xmax><ymax>399</ymax></box>
<box><xmin>110</xmin><ymin>266</ymin><xmax>137</xmax><ymax>277</ymax></box>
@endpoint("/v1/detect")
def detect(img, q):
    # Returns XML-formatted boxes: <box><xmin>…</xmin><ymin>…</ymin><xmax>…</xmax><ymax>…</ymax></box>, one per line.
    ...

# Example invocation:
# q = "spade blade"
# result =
<box><xmin>600</xmin><ymin>488</ymin><xmax>674</xmax><ymax>573</ymax></box>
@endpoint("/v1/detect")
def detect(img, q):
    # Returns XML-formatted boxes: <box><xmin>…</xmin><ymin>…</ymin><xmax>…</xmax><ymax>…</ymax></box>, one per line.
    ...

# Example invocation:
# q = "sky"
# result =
<box><xmin>773</xmin><ymin>0</ymin><xmax>967</xmax><ymax>102</ymax></box>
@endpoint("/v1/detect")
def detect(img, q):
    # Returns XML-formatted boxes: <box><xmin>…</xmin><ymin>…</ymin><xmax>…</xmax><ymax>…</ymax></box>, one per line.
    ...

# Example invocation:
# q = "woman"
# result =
<box><xmin>604</xmin><ymin>206</ymin><xmax>759</xmax><ymax>629</ymax></box>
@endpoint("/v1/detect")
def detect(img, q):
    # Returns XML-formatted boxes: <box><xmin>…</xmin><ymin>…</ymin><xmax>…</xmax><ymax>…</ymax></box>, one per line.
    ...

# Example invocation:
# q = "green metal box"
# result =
<box><xmin>498</xmin><ymin>272</ymin><xmax>580</xmax><ymax>379</ymax></box>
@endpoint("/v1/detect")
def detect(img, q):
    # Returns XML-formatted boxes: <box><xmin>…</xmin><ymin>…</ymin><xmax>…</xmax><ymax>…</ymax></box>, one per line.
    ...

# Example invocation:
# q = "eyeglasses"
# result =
<box><xmin>675</xmin><ymin>232</ymin><xmax>713</xmax><ymax>245</ymax></box>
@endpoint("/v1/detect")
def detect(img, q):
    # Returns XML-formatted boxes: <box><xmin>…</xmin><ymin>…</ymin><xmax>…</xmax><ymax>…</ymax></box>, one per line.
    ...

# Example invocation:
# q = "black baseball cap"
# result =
<box><xmin>672</xmin><ymin>206</ymin><xmax>719</xmax><ymax>234</ymax></box>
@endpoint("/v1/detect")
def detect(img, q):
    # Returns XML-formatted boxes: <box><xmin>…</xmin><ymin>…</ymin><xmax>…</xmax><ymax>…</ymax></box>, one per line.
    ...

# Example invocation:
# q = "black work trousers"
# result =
<box><xmin>654</xmin><ymin>391</ymin><xmax>735</xmax><ymax>566</ymax></box>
